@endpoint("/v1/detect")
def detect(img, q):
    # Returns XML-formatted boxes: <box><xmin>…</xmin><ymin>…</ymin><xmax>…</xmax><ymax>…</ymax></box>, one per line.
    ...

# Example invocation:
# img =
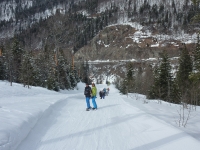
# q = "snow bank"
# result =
<box><xmin>0</xmin><ymin>81</ymin><xmax>69</xmax><ymax>150</ymax></box>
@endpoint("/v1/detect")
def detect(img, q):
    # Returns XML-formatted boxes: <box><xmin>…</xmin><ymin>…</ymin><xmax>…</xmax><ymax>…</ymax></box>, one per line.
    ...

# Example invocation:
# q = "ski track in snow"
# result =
<box><xmin>15</xmin><ymin>85</ymin><xmax>200</xmax><ymax>150</ymax></box>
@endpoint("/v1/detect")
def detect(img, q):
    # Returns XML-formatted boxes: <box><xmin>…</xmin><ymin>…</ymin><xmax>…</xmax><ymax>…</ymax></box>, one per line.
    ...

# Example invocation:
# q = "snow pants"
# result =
<box><xmin>85</xmin><ymin>97</ymin><xmax>91</xmax><ymax>108</ymax></box>
<box><xmin>92</xmin><ymin>96</ymin><xmax>97</xmax><ymax>109</ymax></box>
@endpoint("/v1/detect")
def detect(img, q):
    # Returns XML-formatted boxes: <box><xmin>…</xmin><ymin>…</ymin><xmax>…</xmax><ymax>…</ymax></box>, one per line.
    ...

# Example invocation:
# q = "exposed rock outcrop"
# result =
<box><xmin>74</xmin><ymin>25</ymin><xmax>182</xmax><ymax>62</ymax></box>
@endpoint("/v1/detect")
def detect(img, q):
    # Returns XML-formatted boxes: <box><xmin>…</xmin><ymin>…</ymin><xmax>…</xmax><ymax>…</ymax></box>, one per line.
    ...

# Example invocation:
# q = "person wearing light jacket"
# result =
<box><xmin>91</xmin><ymin>83</ymin><xmax>98</xmax><ymax>110</ymax></box>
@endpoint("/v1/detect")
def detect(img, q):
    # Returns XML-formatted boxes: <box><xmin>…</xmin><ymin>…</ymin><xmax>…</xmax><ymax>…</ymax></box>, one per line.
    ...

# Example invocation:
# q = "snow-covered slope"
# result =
<box><xmin>0</xmin><ymin>0</ymin><xmax>195</xmax><ymax>44</ymax></box>
<box><xmin>97</xmin><ymin>0</ymin><xmax>191</xmax><ymax>12</ymax></box>
<box><xmin>0</xmin><ymin>81</ymin><xmax>200</xmax><ymax>150</ymax></box>
<box><xmin>0</xmin><ymin>0</ymin><xmax>192</xmax><ymax>23</ymax></box>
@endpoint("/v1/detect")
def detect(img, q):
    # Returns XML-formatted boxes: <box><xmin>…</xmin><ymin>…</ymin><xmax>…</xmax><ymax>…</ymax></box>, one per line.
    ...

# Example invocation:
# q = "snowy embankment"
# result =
<box><xmin>0</xmin><ymin>81</ymin><xmax>200</xmax><ymax>150</ymax></box>
<box><xmin>0</xmin><ymin>81</ymin><xmax>69</xmax><ymax>150</ymax></box>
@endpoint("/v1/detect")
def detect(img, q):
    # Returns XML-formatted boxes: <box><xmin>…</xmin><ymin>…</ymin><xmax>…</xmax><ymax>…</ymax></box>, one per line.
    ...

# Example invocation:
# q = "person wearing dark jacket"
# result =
<box><xmin>84</xmin><ymin>83</ymin><xmax>92</xmax><ymax>111</ymax></box>
<box><xmin>99</xmin><ymin>91</ymin><xmax>103</xmax><ymax>99</ymax></box>
<box><xmin>99</xmin><ymin>90</ymin><xmax>105</xmax><ymax>99</ymax></box>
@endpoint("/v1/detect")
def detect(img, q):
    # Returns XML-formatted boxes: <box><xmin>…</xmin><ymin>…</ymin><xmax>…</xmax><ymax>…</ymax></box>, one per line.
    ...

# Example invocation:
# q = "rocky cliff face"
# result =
<box><xmin>74</xmin><ymin>24</ymin><xmax>185</xmax><ymax>62</ymax></box>
<box><xmin>74</xmin><ymin>23</ymin><xmax>195</xmax><ymax>84</ymax></box>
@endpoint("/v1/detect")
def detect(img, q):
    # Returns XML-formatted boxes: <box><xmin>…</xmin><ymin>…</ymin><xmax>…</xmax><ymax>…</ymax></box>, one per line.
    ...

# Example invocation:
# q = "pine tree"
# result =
<box><xmin>69</xmin><ymin>65</ymin><xmax>78</xmax><ymax>89</ymax></box>
<box><xmin>191</xmin><ymin>0</ymin><xmax>200</xmax><ymax>25</ymax></box>
<box><xmin>57</xmin><ymin>49</ymin><xmax>68</xmax><ymax>89</ymax></box>
<box><xmin>172</xmin><ymin>0</ymin><xmax>177</xmax><ymax>14</ymax></box>
<box><xmin>126</xmin><ymin>62</ymin><xmax>135</xmax><ymax>93</ymax></box>
<box><xmin>170</xmin><ymin>80</ymin><xmax>181</xmax><ymax>104</ymax></box>
<box><xmin>4</xmin><ymin>43</ymin><xmax>14</xmax><ymax>85</ymax></box>
<box><xmin>176</xmin><ymin>44</ymin><xmax>193</xmax><ymax>105</ymax></box>
<box><xmin>57</xmin><ymin>57</ymin><xmax>72</xmax><ymax>90</ymax></box>
<box><xmin>148</xmin><ymin>52</ymin><xmax>173</xmax><ymax>101</ymax></box>
<box><xmin>47</xmin><ymin>70</ymin><xmax>58</xmax><ymax>91</ymax></box>
<box><xmin>148</xmin><ymin>65</ymin><xmax>160</xmax><ymax>99</ymax></box>
<box><xmin>11</xmin><ymin>38</ymin><xmax>24</xmax><ymax>83</ymax></box>
<box><xmin>32</xmin><ymin>59</ymin><xmax>41</xmax><ymax>86</ymax></box>
<box><xmin>190</xmin><ymin>35</ymin><xmax>200</xmax><ymax>82</ymax></box>
<box><xmin>71</xmin><ymin>65</ymin><xmax>80</xmax><ymax>87</ymax></box>
<box><xmin>193</xmin><ymin>34</ymin><xmax>200</xmax><ymax>72</ymax></box>
<box><xmin>189</xmin><ymin>34</ymin><xmax>200</xmax><ymax>105</ymax></box>
<box><xmin>135</xmin><ymin>65</ymin><xmax>143</xmax><ymax>94</ymax></box>
<box><xmin>82</xmin><ymin>60</ymin><xmax>91</xmax><ymax>84</ymax></box>
<box><xmin>158</xmin><ymin>53</ymin><xmax>173</xmax><ymax>101</ymax></box>
<box><xmin>119</xmin><ymin>62</ymin><xmax>135</xmax><ymax>95</ymax></box>
<box><xmin>32</xmin><ymin>50</ymin><xmax>47</xmax><ymax>87</ymax></box>
<box><xmin>20</xmin><ymin>51</ymin><xmax>34</xmax><ymax>88</ymax></box>
<box><xmin>32</xmin><ymin>45</ymin><xmax>57</xmax><ymax>90</ymax></box>
<box><xmin>120</xmin><ymin>78</ymin><xmax>128</xmax><ymax>95</ymax></box>
<box><xmin>0</xmin><ymin>60</ymin><xmax>5</xmax><ymax>80</ymax></box>
<box><xmin>176</xmin><ymin>44</ymin><xmax>192</xmax><ymax>91</ymax></box>
<box><xmin>141</xmin><ymin>64</ymin><xmax>154</xmax><ymax>95</ymax></box>
<box><xmin>0</xmin><ymin>44</ymin><xmax>5</xmax><ymax>80</ymax></box>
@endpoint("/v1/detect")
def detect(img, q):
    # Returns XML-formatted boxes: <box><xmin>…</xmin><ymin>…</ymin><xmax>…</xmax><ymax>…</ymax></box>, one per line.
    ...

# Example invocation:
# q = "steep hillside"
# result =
<box><xmin>74</xmin><ymin>24</ymin><xmax>195</xmax><ymax>61</ymax></box>
<box><xmin>74</xmin><ymin>23</ymin><xmax>195</xmax><ymax>84</ymax></box>
<box><xmin>0</xmin><ymin>0</ymin><xmax>198</xmax><ymax>83</ymax></box>
<box><xmin>0</xmin><ymin>0</ymin><xmax>197</xmax><ymax>41</ymax></box>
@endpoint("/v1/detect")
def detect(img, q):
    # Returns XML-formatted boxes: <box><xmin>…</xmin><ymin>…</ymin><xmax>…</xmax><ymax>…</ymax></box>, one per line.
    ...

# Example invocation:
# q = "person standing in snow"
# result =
<box><xmin>103</xmin><ymin>88</ymin><xmax>107</xmax><ymax>97</ymax></box>
<box><xmin>99</xmin><ymin>90</ymin><xmax>103</xmax><ymax>99</ymax></box>
<box><xmin>99</xmin><ymin>90</ymin><xmax>105</xmax><ymax>99</ymax></box>
<box><xmin>102</xmin><ymin>90</ymin><xmax>106</xmax><ymax>99</ymax></box>
<box><xmin>84</xmin><ymin>83</ymin><xmax>92</xmax><ymax>111</ymax></box>
<box><xmin>91</xmin><ymin>83</ymin><xmax>98</xmax><ymax>110</ymax></box>
<box><xmin>107</xmin><ymin>87</ymin><xmax>110</xmax><ymax>95</ymax></box>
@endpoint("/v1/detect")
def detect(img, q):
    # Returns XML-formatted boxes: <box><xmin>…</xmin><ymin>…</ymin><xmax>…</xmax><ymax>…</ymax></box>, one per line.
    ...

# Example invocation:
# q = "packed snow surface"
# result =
<box><xmin>0</xmin><ymin>81</ymin><xmax>200</xmax><ymax>150</ymax></box>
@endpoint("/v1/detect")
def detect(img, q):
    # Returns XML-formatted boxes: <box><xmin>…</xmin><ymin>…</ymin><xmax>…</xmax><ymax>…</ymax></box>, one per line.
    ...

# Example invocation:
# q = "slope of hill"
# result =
<box><xmin>0</xmin><ymin>0</ymin><xmax>197</xmax><ymax>45</ymax></box>
<box><xmin>74</xmin><ymin>23</ymin><xmax>196</xmax><ymax>62</ymax></box>
<box><xmin>0</xmin><ymin>0</ymin><xmax>199</xmax><ymax>89</ymax></box>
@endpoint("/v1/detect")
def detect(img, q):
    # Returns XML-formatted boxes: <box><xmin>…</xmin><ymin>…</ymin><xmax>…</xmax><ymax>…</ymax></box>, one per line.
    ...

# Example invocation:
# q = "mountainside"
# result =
<box><xmin>0</xmin><ymin>0</ymin><xmax>193</xmax><ymax>21</ymax></box>
<box><xmin>1</xmin><ymin>1</ymin><xmax>200</xmax><ymax>108</ymax></box>
<box><xmin>0</xmin><ymin>0</ymin><xmax>199</xmax><ymax>85</ymax></box>
<box><xmin>74</xmin><ymin>24</ymin><xmax>196</xmax><ymax>62</ymax></box>
<box><xmin>0</xmin><ymin>0</ymin><xmax>197</xmax><ymax>41</ymax></box>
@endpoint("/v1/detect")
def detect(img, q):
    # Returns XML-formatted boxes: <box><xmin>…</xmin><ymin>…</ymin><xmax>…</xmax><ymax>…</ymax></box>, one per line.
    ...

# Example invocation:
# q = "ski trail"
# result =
<box><xmin>16</xmin><ymin>85</ymin><xmax>200</xmax><ymax>150</ymax></box>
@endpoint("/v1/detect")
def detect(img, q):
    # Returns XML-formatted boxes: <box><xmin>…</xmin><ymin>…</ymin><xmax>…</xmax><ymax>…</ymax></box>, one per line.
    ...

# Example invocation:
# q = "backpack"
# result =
<box><xmin>84</xmin><ymin>87</ymin><xmax>91</xmax><ymax>96</ymax></box>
